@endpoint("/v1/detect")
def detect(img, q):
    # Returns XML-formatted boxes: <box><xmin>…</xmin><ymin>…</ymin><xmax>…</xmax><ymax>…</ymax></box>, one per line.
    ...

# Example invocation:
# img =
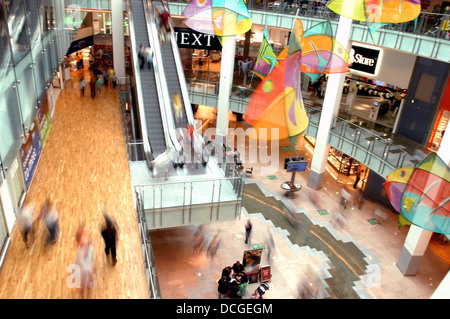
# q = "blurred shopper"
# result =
<box><xmin>101</xmin><ymin>212</ymin><xmax>119</xmax><ymax>266</ymax></box>
<box><xmin>108</xmin><ymin>67</ymin><xmax>115</xmax><ymax>83</ymax></box>
<box><xmin>236</xmin><ymin>272</ymin><xmax>248</xmax><ymax>297</ymax></box>
<box><xmin>207</xmin><ymin>231</ymin><xmax>221</xmax><ymax>258</ymax></box>
<box><xmin>145</xmin><ymin>46</ymin><xmax>153</xmax><ymax>70</ymax></box>
<box><xmin>265</xmin><ymin>230</ymin><xmax>276</xmax><ymax>263</ymax></box>
<box><xmin>138</xmin><ymin>44</ymin><xmax>146</xmax><ymax>69</ymax></box>
<box><xmin>217</xmin><ymin>275</ymin><xmax>230</xmax><ymax>299</ymax></box>
<box><xmin>354</xmin><ymin>167</ymin><xmax>364</xmax><ymax>189</ymax></box>
<box><xmin>38</xmin><ymin>197</ymin><xmax>59</xmax><ymax>245</ymax></box>
<box><xmin>103</xmin><ymin>69</ymin><xmax>109</xmax><ymax>86</ymax></box>
<box><xmin>79</xmin><ymin>76</ymin><xmax>86</xmax><ymax>97</ymax></box>
<box><xmin>112</xmin><ymin>73</ymin><xmax>117</xmax><ymax>88</ymax></box>
<box><xmin>19</xmin><ymin>203</ymin><xmax>36</xmax><ymax>248</ymax></box>
<box><xmin>96</xmin><ymin>75</ymin><xmax>102</xmax><ymax>96</ymax></box>
<box><xmin>75</xmin><ymin>231</ymin><xmax>96</xmax><ymax>299</ymax></box>
<box><xmin>89</xmin><ymin>76</ymin><xmax>96</xmax><ymax>98</ymax></box>
<box><xmin>244</xmin><ymin>219</ymin><xmax>252</xmax><ymax>245</ymax></box>
<box><xmin>193</xmin><ymin>225</ymin><xmax>205</xmax><ymax>254</ymax></box>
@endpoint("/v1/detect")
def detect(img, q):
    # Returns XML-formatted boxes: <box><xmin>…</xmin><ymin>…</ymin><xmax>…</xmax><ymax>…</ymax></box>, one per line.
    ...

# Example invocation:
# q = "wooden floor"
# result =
<box><xmin>0</xmin><ymin>69</ymin><xmax>149</xmax><ymax>299</ymax></box>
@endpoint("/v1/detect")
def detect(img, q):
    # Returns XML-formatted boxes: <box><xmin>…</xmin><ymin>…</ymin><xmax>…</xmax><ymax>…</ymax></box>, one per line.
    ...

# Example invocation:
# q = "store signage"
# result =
<box><xmin>348</xmin><ymin>45</ymin><xmax>380</xmax><ymax>75</ymax></box>
<box><xmin>260</xmin><ymin>265</ymin><xmax>271</xmax><ymax>282</ymax></box>
<box><xmin>20</xmin><ymin>116</ymin><xmax>43</xmax><ymax>190</ymax></box>
<box><xmin>174</xmin><ymin>27</ymin><xmax>222</xmax><ymax>50</ymax></box>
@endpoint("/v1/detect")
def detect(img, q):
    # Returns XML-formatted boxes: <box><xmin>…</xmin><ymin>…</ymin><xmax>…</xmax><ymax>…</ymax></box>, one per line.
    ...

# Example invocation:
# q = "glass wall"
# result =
<box><xmin>0</xmin><ymin>0</ymin><xmax>84</xmax><ymax>181</ymax></box>
<box><xmin>0</xmin><ymin>199</ymin><xmax>7</xmax><ymax>256</ymax></box>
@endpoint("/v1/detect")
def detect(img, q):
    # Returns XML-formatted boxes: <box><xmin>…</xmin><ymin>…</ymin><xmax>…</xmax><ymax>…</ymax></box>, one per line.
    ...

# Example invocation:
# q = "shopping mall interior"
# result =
<box><xmin>0</xmin><ymin>0</ymin><xmax>449</xmax><ymax>303</ymax></box>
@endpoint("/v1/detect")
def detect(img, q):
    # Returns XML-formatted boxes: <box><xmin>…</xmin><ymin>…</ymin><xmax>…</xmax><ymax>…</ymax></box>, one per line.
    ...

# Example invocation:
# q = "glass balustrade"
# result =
<box><xmin>136</xmin><ymin>174</ymin><xmax>244</xmax><ymax>211</ymax></box>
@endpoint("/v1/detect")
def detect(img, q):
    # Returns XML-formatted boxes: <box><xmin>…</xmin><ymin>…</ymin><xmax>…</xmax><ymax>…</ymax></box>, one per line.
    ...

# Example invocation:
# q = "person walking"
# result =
<box><xmin>38</xmin><ymin>197</ymin><xmax>59</xmax><ymax>244</ymax></box>
<box><xmin>112</xmin><ymin>73</ymin><xmax>117</xmax><ymax>88</ymax></box>
<box><xmin>138</xmin><ymin>44</ymin><xmax>146</xmax><ymax>69</ymax></box>
<box><xmin>103</xmin><ymin>69</ymin><xmax>109</xmax><ymax>87</ymax></box>
<box><xmin>354</xmin><ymin>167</ymin><xmax>364</xmax><ymax>189</ymax></box>
<box><xmin>96</xmin><ymin>75</ymin><xmax>102</xmax><ymax>96</ymax></box>
<box><xmin>75</xmin><ymin>231</ymin><xmax>96</xmax><ymax>299</ymax></box>
<box><xmin>101</xmin><ymin>212</ymin><xmax>118</xmax><ymax>266</ymax></box>
<box><xmin>145</xmin><ymin>47</ymin><xmax>153</xmax><ymax>70</ymax></box>
<box><xmin>244</xmin><ymin>219</ymin><xmax>252</xmax><ymax>244</ymax></box>
<box><xmin>19</xmin><ymin>203</ymin><xmax>36</xmax><ymax>248</ymax></box>
<box><xmin>79</xmin><ymin>77</ymin><xmax>86</xmax><ymax>97</ymax></box>
<box><xmin>44</xmin><ymin>203</ymin><xmax>59</xmax><ymax>244</ymax></box>
<box><xmin>89</xmin><ymin>77</ymin><xmax>96</xmax><ymax>98</ymax></box>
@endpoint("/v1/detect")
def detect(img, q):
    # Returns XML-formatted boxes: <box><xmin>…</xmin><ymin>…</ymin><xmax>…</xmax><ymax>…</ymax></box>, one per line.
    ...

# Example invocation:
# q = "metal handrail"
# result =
<box><xmin>134</xmin><ymin>188</ymin><xmax>162</xmax><ymax>299</ymax></box>
<box><xmin>125</xmin><ymin>0</ymin><xmax>152</xmax><ymax>160</ymax></box>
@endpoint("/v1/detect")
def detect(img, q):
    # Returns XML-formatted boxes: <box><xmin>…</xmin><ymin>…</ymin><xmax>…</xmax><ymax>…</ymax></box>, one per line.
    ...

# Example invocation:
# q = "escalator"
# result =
<box><xmin>148</xmin><ymin>1</ymin><xmax>209</xmax><ymax>167</ymax></box>
<box><xmin>127</xmin><ymin>0</ymin><xmax>167</xmax><ymax>159</ymax></box>
<box><xmin>150</xmin><ymin>0</ymin><xmax>189</xmax><ymax>130</ymax></box>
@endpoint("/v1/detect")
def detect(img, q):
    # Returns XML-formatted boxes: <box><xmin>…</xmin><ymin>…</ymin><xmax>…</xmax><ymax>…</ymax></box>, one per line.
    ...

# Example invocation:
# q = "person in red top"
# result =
<box><xmin>159</xmin><ymin>5</ymin><xmax>172</xmax><ymax>38</ymax></box>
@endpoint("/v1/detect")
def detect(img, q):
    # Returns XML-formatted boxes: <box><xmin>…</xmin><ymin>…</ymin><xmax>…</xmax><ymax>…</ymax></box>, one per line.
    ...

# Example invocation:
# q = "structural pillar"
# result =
<box><xmin>431</xmin><ymin>270</ymin><xmax>450</xmax><ymax>298</ymax></box>
<box><xmin>397</xmin><ymin>124</ymin><xmax>450</xmax><ymax>279</ymax></box>
<box><xmin>396</xmin><ymin>225</ymin><xmax>433</xmax><ymax>275</ymax></box>
<box><xmin>307</xmin><ymin>15</ymin><xmax>353</xmax><ymax>189</ymax></box>
<box><xmin>112</xmin><ymin>0</ymin><xmax>126</xmax><ymax>77</ymax></box>
<box><xmin>216</xmin><ymin>36</ymin><xmax>236</xmax><ymax>147</ymax></box>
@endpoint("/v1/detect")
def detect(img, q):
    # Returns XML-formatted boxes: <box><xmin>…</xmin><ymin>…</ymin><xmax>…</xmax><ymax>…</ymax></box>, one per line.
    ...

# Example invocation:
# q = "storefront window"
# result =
<box><xmin>15</xmin><ymin>54</ymin><xmax>38</xmax><ymax>130</ymax></box>
<box><xmin>0</xmin><ymin>82</ymin><xmax>23</xmax><ymax>170</ymax></box>
<box><xmin>8</xmin><ymin>157</ymin><xmax>26</xmax><ymax>211</ymax></box>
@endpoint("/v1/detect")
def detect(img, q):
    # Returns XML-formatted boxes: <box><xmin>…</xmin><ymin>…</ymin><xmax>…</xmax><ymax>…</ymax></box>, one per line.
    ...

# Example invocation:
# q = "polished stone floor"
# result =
<box><xmin>149</xmin><ymin>121</ymin><xmax>450</xmax><ymax>299</ymax></box>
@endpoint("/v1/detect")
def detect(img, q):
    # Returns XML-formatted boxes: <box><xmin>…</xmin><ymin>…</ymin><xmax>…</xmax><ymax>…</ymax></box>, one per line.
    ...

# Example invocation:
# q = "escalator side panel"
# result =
<box><xmin>129</xmin><ymin>0</ymin><xmax>166</xmax><ymax>156</ymax></box>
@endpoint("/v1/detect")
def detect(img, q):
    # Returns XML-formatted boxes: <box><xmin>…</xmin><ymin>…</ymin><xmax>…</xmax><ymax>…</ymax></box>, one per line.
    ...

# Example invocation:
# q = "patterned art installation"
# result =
<box><xmin>384</xmin><ymin>152</ymin><xmax>450</xmax><ymax>234</ymax></box>
<box><xmin>182</xmin><ymin>0</ymin><xmax>252</xmax><ymax>43</ymax></box>
<box><xmin>327</xmin><ymin>0</ymin><xmax>421</xmax><ymax>39</ymax></box>
<box><xmin>244</xmin><ymin>18</ymin><xmax>349</xmax><ymax>151</ymax></box>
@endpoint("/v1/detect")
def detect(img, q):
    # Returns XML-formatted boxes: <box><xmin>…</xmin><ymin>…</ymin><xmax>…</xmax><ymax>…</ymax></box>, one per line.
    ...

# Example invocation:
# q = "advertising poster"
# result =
<box><xmin>47</xmin><ymin>85</ymin><xmax>55</xmax><ymax>119</ymax></box>
<box><xmin>260</xmin><ymin>265</ymin><xmax>271</xmax><ymax>282</ymax></box>
<box><xmin>20</xmin><ymin>116</ymin><xmax>43</xmax><ymax>190</ymax></box>
<box><xmin>243</xmin><ymin>248</ymin><xmax>263</xmax><ymax>283</ymax></box>
<box><xmin>38</xmin><ymin>93</ymin><xmax>52</xmax><ymax>146</ymax></box>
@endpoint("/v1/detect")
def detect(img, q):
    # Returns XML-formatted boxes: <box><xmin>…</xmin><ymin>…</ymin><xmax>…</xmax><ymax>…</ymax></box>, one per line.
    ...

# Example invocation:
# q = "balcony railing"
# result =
<box><xmin>168</xmin><ymin>0</ymin><xmax>450</xmax><ymax>41</ymax></box>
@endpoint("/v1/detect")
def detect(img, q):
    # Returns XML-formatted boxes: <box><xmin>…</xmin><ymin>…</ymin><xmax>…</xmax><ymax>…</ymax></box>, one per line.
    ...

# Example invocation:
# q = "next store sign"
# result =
<box><xmin>174</xmin><ymin>27</ymin><xmax>222</xmax><ymax>50</ymax></box>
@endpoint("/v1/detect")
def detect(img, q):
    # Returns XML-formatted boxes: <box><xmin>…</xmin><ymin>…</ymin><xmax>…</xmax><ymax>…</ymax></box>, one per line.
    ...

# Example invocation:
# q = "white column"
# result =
<box><xmin>431</xmin><ymin>270</ymin><xmax>450</xmax><ymax>298</ymax></box>
<box><xmin>397</xmin><ymin>126</ymin><xmax>450</xmax><ymax>277</ymax></box>
<box><xmin>112</xmin><ymin>0</ymin><xmax>126</xmax><ymax>77</ymax></box>
<box><xmin>216</xmin><ymin>36</ymin><xmax>236</xmax><ymax>142</ymax></box>
<box><xmin>307</xmin><ymin>15</ymin><xmax>353</xmax><ymax>189</ymax></box>
<box><xmin>396</xmin><ymin>225</ymin><xmax>433</xmax><ymax>275</ymax></box>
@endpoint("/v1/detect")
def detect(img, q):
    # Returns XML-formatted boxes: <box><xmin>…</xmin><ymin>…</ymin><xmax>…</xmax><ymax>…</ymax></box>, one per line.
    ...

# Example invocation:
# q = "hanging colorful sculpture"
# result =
<box><xmin>182</xmin><ymin>0</ymin><xmax>252</xmax><ymax>43</ymax></box>
<box><xmin>244</xmin><ymin>19</ymin><xmax>350</xmax><ymax>151</ymax></box>
<box><xmin>384</xmin><ymin>152</ymin><xmax>450</xmax><ymax>234</ymax></box>
<box><xmin>251</xmin><ymin>25</ymin><xmax>278</xmax><ymax>80</ymax></box>
<box><xmin>327</xmin><ymin>0</ymin><xmax>421</xmax><ymax>23</ymax></box>
<box><xmin>326</xmin><ymin>0</ymin><xmax>421</xmax><ymax>40</ymax></box>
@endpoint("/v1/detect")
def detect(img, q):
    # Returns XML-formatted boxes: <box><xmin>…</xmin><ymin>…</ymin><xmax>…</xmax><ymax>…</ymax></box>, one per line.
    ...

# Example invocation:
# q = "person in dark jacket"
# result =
<box><xmin>221</xmin><ymin>266</ymin><xmax>232</xmax><ymax>278</ymax></box>
<box><xmin>232</xmin><ymin>261</ymin><xmax>244</xmax><ymax>275</ymax></box>
<box><xmin>218</xmin><ymin>276</ymin><xmax>230</xmax><ymax>299</ymax></box>
<box><xmin>101</xmin><ymin>212</ymin><xmax>118</xmax><ymax>266</ymax></box>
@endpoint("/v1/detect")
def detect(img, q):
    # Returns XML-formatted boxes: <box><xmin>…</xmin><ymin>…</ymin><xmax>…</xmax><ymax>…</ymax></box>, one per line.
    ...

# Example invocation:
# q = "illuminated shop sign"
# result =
<box><xmin>174</xmin><ymin>27</ymin><xmax>222</xmax><ymax>50</ymax></box>
<box><xmin>348</xmin><ymin>44</ymin><xmax>381</xmax><ymax>75</ymax></box>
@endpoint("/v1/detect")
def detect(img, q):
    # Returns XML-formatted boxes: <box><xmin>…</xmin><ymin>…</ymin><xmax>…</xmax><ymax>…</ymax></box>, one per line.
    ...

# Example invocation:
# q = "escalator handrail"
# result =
<box><xmin>144</xmin><ymin>0</ymin><xmax>182</xmax><ymax>155</ymax></box>
<box><xmin>125</xmin><ymin>0</ymin><xmax>152</xmax><ymax>158</ymax></box>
